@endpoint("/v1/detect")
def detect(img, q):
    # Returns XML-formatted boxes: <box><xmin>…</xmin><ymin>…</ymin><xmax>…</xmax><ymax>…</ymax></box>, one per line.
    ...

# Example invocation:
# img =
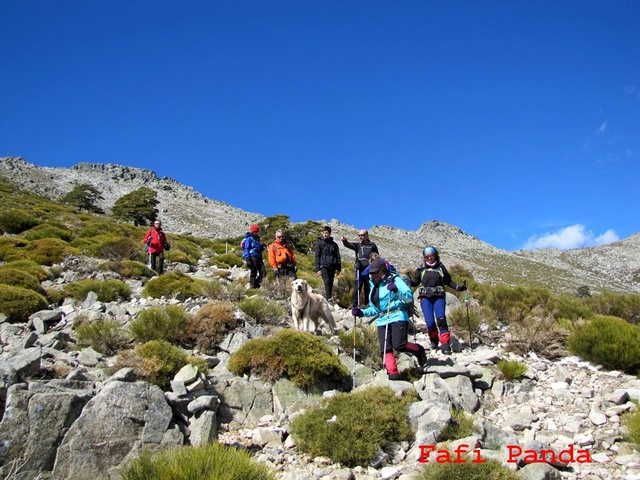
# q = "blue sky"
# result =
<box><xmin>1</xmin><ymin>1</ymin><xmax>638</xmax><ymax>251</ymax></box>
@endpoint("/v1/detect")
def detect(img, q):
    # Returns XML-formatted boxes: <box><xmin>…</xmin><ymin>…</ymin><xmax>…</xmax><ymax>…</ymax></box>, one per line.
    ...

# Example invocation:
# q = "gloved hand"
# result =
<box><xmin>456</xmin><ymin>285</ymin><xmax>467</xmax><ymax>291</ymax></box>
<box><xmin>387</xmin><ymin>282</ymin><xmax>398</xmax><ymax>292</ymax></box>
<box><xmin>351</xmin><ymin>307</ymin><xmax>363</xmax><ymax>317</ymax></box>
<box><xmin>273</xmin><ymin>269</ymin><xmax>279</xmax><ymax>275</ymax></box>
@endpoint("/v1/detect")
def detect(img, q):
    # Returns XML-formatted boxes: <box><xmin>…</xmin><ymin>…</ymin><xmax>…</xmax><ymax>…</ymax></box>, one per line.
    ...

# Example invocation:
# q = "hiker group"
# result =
<box><xmin>145</xmin><ymin>220</ymin><xmax>467</xmax><ymax>381</ymax></box>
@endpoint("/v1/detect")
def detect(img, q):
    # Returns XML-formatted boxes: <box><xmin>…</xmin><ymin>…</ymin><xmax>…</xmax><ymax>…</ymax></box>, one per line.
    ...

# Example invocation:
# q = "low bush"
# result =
<box><xmin>99</xmin><ymin>259</ymin><xmax>155</xmax><ymax>278</ymax></box>
<box><xmin>142</xmin><ymin>271</ymin><xmax>206</xmax><ymax>299</ymax></box>
<box><xmin>0</xmin><ymin>268</ymin><xmax>45</xmax><ymax>294</ymax></box>
<box><xmin>586</xmin><ymin>291</ymin><xmax>640</xmax><ymax>325</ymax></box>
<box><xmin>63</xmin><ymin>279</ymin><xmax>131</xmax><ymax>302</ymax></box>
<box><xmin>438</xmin><ymin>408</ymin><xmax>478</xmax><ymax>441</ymax></box>
<box><xmin>121</xmin><ymin>340</ymin><xmax>208</xmax><ymax>390</ymax></box>
<box><xmin>567</xmin><ymin>315</ymin><xmax>640</xmax><ymax>373</ymax></box>
<box><xmin>27</xmin><ymin>238</ymin><xmax>81</xmax><ymax>265</ymax></box>
<box><xmin>622</xmin><ymin>406</ymin><xmax>640</xmax><ymax>449</ymax></box>
<box><xmin>338</xmin><ymin>324</ymin><xmax>381</xmax><ymax>370</ymax></box>
<box><xmin>496</xmin><ymin>359</ymin><xmax>528</xmax><ymax>380</ymax></box>
<box><xmin>290</xmin><ymin>386</ymin><xmax>414</xmax><ymax>467</ymax></box>
<box><xmin>75</xmin><ymin>319</ymin><xmax>130</xmax><ymax>355</ymax></box>
<box><xmin>505</xmin><ymin>313</ymin><xmax>568</xmax><ymax>360</ymax></box>
<box><xmin>200</xmin><ymin>278</ymin><xmax>225</xmax><ymax>299</ymax></box>
<box><xmin>0</xmin><ymin>285</ymin><xmax>49</xmax><ymax>322</ymax></box>
<box><xmin>0</xmin><ymin>209</ymin><xmax>40</xmax><ymax>234</ymax></box>
<box><xmin>0</xmin><ymin>259</ymin><xmax>49</xmax><ymax>281</ymax></box>
<box><xmin>186</xmin><ymin>301</ymin><xmax>237</xmax><ymax>354</ymax></box>
<box><xmin>121</xmin><ymin>442</ymin><xmax>276</xmax><ymax>480</ymax></box>
<box><xmin>209</xmin><ymin>252</ymin><xmax>244</xmax><ymax>269</ymax></box>
<box><xmin>129</xmin><ymin>305</ymin><xmax>190</xmax><ymax>344</ymax></box>
<box><xmin>23</xmin><ymin>223</ymin><xmax>73</xmax><ymax>242</ymax></box>
<box><xmin>228</xmin><ymin>329</ymin><xmax>349</xmax><ymax>388</ymax></box>
<box><xmin>97</xmin><ymin>237</ymin><xmax>141</xmax><ymax>261</ymax></box>
<box><xmin>238</xmin><ymin>296</ymin><xmax>286</xmax><ymax>324</ymax></box>
<box><xmin>414</xmin><ymin>457</ymin><xmax>520</xmax><ymax>480</ymax></box>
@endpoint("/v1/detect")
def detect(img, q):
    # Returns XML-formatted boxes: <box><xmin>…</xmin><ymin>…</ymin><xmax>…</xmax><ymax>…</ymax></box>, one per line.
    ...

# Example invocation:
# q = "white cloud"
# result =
<box><xmin>598</xmin><ymin>121</ymin><xmax>608</xmax><ymax>134</ymax></box>
<box><xmin>521</xmin><ymin>224</ymin><xmax>620</xmax><ymax>250</ymax></box>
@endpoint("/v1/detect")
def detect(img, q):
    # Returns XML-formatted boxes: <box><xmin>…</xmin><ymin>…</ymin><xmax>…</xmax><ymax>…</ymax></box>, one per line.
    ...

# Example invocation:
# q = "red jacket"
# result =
<box><xmin>143</xmin><ymin>226</ymin><xmax>167</xmax><ymax>254</ymax></box>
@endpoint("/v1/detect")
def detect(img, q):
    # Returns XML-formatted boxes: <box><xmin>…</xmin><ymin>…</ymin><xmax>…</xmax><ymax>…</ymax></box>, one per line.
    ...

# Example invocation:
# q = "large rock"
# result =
<box><xmin>52</xmin><ymin>380</ymin><xmax>180</xmax><ymax>479</ymax></box>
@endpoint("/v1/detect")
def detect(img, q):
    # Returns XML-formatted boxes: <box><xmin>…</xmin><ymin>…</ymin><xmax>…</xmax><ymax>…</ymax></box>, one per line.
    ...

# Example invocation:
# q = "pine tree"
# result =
<box><xmin>111</xmin><ymin>187</ymin><xmax>159</xmax><ymax>226</ymax></box>
<box><xmin>60</xmin><ymin>184</ymin><xmax>104</xmax><ymax>213</ymax></box>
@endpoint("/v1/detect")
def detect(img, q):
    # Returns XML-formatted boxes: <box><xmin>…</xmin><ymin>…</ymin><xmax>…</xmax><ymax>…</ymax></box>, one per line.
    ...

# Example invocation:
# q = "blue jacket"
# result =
<box><xmin>361</xmin><ymin>273</ymin><xmax>413</xmax><ymax>327</ymax></box>
<box><xmin>242</xmin><ymin>233</ymin><xmax>264</xmax><ymax>259</ymax></box>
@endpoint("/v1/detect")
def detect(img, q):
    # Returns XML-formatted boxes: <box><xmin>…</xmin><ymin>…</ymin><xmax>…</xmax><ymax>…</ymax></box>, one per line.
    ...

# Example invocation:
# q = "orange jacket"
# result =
<box><xmin>267</xmin><ymin>239</ymin><xmax>297</xmax><ymax>269</ymax></box>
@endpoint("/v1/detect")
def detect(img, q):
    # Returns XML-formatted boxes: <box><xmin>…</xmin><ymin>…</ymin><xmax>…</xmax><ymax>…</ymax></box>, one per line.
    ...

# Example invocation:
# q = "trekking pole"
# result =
<box><xmin>382</xmin><ymin>282</ymin><xmax>392</xmax><ymax>370</ymax></box>
<box><xmin>464</xmin><ymin>280</ymin><xmax>471</xmax><ymax>348</ymax></box>
<box><xmin>352</xmin><ymin>267</ymin><xmax>360</xmax><ymax>389</ymax></box>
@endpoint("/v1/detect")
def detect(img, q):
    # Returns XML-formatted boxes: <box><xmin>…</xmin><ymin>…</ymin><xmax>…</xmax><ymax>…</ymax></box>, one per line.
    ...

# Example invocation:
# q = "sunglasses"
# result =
<box><xmin>276</xmin><ymin>236</ymin><xmax>283</xmax><ymax>239</ymax></box>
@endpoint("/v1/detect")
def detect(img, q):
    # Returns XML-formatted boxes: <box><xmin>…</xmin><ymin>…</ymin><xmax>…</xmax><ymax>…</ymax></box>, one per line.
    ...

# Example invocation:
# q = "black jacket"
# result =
<box><xmin>342</xmin><ymin>239</ymin><xmax>378</xmax><ymax>271</ymax></box>
<box><xmin>315</xmin><ymin>237</ymin><xmax>342</xmax><ymax>271</ymax></box>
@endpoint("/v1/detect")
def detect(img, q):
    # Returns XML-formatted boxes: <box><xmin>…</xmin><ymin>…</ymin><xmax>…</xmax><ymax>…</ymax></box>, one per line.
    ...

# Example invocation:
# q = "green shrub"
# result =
<box><xmin>121</xmin><ymin>442</ymin><xmax>276</xmax><ymax>480</ymax></box>
<box><xmin>623</xmin><ymin>406</ymin><xmax>640</xmax><ymax>449</ymax></box>
<box><xmin>224</xmin><ymin>280</ymin><xmax>248</xmax><ymax>302</ymax></box>
<box><xmin>200</xmin><ymin>278</ymin><xmax>225</xmax><ymax>299</ymax></box>
<box><xmin>209</xmin><ymin>252</ymin><xmax>244</xmax><ymax>269</ymax></box>
<box><xmin>237</xmin><ymin>296</ymin><xmax>286</xmax><ymax>324</ymax></box>
<box><xmin>129</xmin><ymin>305</ymin><xmax>190</xmax><ymax>344</ymax></box>
<box><xmin>186</xmin><ymin>301</ymin><xmax>237</xmax><ymax>354</ymax></box>
<box><xmin>142</xmin><ymin>271</ymin><xmax>206</xmax><ymax>299</ymax></box>
<box><xmin>290</xmin><ymin>386</ymin><xmax>414</xmax><ymax>467</ymax></box>
<box><xmin>448</xmin><ymin>302</ymin><xmax>482</xmax><ymax>343</ymax></box>
<box><xmin>75</xmin><ymin>319</ymin><xmax>130</xmax><ymax>355</ymax></box>
<box><xmin>567</xmin><ymin>315</ymin><xmax>640</xmax><ymax>373</ymax></box>
<box><xmin>27</xmin><ymin>238</ymin><xmax>81</xmax><ymax>265</ymax></box>
<box><xmin>438</xmin><ymin>408</ymin><xmax>478</xmax><ymax>441</ymax></box>
<box><xmin>99</xmin><ymin>260</ymin><xmax>155</xmax><ymax>279</ymax></box>
<box><xmin>228</xmin><ymin>329</ymin><xmax>349</xmax><ymax>388</ymax></box>
<box><xmin>504</xmin><ymin>313</ymin><xmax>568</xmax><ymax>360</ymax></box>
<box><xmin>0</xmin><ymin>285</ymin><xmax>49</xmax><ymax>322</ymax></box>
<box><xmin>338</xmin><ymin>324</ymin><xmax>381</xmax><ymax>370</ymax></box>
<box><xmin>63</xmin><ymin>279</ymin><xmax>131</xmax><ymax>302</ymax></box>
<box><xmin>586</xmin><ymin>291</ymin><xmax>640</xmax><ymax>325</ymax></box>
<box><xmin>496</xmin><ymin>359</ymin><xmax>528</xmax><ymax>380</ymax></box>
<box><xmin>0</xmin><ymin>268</ymin><xmax>44</xmax><ymax>294</ymax></box>
<box><xmin>0</xmin><ymin>237</ymin><xmax>29</xmax><ymax>262</ymax></box>
<box><xmin>97</xmin><ymin>237</ymin><xmax>141</xmax><ymax>261</ymax></box>
<box><xmin>0</xmin><ymin>209</ymin><xmax>40</xmax><ymax>234</ymax></box>
<box><xmin>23</xmin><ymin>223</ymin><xmax>73</xmax><ymax>242</ymax></box>
<box><xmin>484</xmin><ymin>285</ymin><xmax>554</xmax><ymax>324</ymax></box>
<box><xmin>0</xmin><ymin>259</ymin><xmax>49</xmax><ymax>281</ymax></box>
<box><xmin>127</xmin><ymin>340</ymin><xmax>207</xmax><ymax>390</ymax></box>
<box><xmin>414</xmin><ymin>457</ymin><xmax>520</xmax><ymax>480</ymax></box>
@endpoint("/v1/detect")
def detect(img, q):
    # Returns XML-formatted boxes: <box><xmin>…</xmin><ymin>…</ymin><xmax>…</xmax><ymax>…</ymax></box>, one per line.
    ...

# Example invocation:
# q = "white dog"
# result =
<box><xmin>290</xmin><ymin>279</ymin><xmax>337</xmax><ymax>334</ymax></box>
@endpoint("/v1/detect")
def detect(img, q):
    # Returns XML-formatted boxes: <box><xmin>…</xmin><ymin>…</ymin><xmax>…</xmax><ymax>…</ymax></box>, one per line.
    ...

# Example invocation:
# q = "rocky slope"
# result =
<box><xmin>1</xmin><ymin>254</ymin><xmax>639</xmax><ymax>480</ymax></box>
<box><xmin>1</xmin><ymin>156</ymin><xmax>638</xmax><ymax>295</ymax></box>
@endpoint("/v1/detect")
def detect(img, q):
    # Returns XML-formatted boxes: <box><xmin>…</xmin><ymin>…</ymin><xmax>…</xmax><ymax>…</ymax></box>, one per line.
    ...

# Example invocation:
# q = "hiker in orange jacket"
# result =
<box><xmin>267</xmin><ymin>230</ymin><xmax>297</xmax><ymax>280</ymax></box>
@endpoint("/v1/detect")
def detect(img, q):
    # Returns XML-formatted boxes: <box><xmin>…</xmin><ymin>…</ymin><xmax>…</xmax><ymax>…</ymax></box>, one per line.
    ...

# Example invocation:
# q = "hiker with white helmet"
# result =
<box><xmin>410</xmin><ymin>246</ymin><xmax>466</xmax><ymax>355</ymax></box>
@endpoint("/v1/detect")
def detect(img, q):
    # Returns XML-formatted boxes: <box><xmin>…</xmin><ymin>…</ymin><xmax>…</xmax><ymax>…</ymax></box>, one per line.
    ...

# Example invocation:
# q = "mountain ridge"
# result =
<box><xmin>1</xmin><ymin>156</ymin><xmax>638</xmax><ymax>295</ymax></box>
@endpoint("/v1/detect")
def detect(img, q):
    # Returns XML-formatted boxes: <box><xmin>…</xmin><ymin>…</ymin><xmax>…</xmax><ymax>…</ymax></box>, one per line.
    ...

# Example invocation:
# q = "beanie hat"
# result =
<box><xmin>250</xmin><ymin>224</ymin><xmax>259</xmax><ymax>233</ymax></box>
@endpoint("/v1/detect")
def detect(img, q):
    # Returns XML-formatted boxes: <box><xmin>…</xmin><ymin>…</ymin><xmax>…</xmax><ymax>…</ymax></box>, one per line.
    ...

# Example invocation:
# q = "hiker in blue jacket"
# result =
<box><xmin>352</xmin><ymin>258</ymin><xmax>427</xmax><ymax>380</ymax></box>
<box><xmin>242</xmin><ymin>224</ymin><xmax>266</xmax><ymax>289</ymax></box>
<box><xmin>411</xmin><ymin>246</ymin><xmax>466</xmax><ymax>355</ymax></box>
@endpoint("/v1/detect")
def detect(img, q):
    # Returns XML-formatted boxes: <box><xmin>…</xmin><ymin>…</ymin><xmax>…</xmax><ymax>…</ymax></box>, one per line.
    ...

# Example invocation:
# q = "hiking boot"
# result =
<box><xmin>440</xmin><ymin>343</ymin><xmax>452</xmax><ymax>355</ymax></box>
<box><xmin>388</xmin><ymin>373</ymin><xmax>401</xmax><ymax>381</ymax></box>
<box><xmin>429</xmin><ymin>340</ymin><xmax>439</xmax><ymax>350</ymax></box>
<box><xmin>416</xmin><ymin>345</ymin><xmax>428</xmax><ymax>368</ymax></box>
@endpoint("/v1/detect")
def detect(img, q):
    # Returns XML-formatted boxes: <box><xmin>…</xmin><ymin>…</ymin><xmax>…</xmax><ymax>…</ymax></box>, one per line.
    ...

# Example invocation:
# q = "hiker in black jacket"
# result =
<box><xmin>315</xmin><ymin>225</ymin><xmax>341</xmax><ymax>301</ymax></box>
<box><xmin>341</xmin><ymin>229</ymin><xmax>378</xmax><ymax>307</ymax></box>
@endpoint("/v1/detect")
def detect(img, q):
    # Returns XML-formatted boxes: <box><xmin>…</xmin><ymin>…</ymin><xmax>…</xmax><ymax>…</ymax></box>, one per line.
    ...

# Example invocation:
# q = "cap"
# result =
<box><xmin>369</xmin><ymin>258</ymin><xmax>386</xmax><ymax>273</ymax></box>
<box><xmin>250</xmin><ymin>224</ymin><xmax>259</xmax><ymax>233</ymax></box>
<box><xmin>322</xmin><ymin>225</ymin><xmax>332</xmax><ymax>233</ymax></box>
<box><xmin>423</xmin><ymin>246</ymin><xmax>438</xmax><ymax>256</ymax></box>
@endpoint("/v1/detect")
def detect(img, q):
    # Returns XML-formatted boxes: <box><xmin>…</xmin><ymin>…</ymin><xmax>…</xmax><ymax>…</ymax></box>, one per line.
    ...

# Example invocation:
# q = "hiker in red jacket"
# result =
<box><xmin>143</xmin><ymin>220</ymin><xmax>169</xmax><ymax>275</ymax></box>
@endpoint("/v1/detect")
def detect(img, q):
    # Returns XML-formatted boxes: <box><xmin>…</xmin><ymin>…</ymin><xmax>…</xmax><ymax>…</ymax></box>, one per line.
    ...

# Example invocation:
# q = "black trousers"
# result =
<box><xmin>246</xmin><ymin>256</ymin><xmax>266</xmax><ymax>288</ymax></box>
<box><xmin>148</xmin><ymin>252</ymin><xmax>165</xmax><ymax>275</ymax></box>
<box><xmin>352</xmin><ymin>270</ymin><xmax>370</xmax><ymax>306</ymax></box>
<box><xmin>320</xmin><ymin>266</ymin><xmax>338</xmax><ymax>299</ymax></box>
